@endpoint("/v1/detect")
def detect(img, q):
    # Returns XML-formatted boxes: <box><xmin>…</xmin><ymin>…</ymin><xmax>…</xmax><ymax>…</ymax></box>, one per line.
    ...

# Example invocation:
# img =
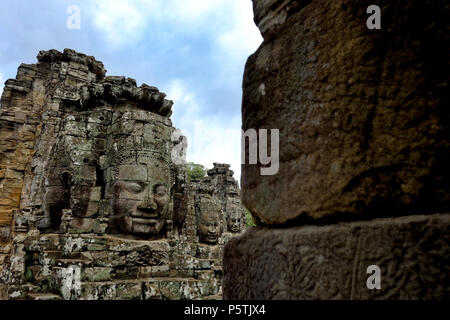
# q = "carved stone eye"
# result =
<box><xmin>154</xmin><ymin>185</ymin><xmax>167</xmax><ymax>196</ymax></box>
<box><xmin>125</xmin><ymin>182</ymin><xmax>146</xmax><ymax>193</ymax></box>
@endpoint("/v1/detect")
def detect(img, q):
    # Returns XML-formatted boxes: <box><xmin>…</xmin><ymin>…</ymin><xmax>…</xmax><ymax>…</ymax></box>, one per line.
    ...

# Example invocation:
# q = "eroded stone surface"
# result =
<box><xmin>223</xmin><ymin>213</ymin><xmax>450</xmax><ymax>299</ymax></box>
<box><xmin>252</xmin><ymin>0</ymin><xmax>312</xmax><ymax>40</ymax></box>
<box><xmin>242</xmin><ymin>0</ymin><xmax>450</xmax><ymax>225</ymax></box>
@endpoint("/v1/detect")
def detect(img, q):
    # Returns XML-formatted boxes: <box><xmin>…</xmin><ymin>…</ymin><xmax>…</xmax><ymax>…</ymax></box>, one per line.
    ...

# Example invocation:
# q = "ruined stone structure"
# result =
<box><xmin>224</xmin><ymin>0</ymin><xmax>449</xmax><ymax>299</ymax></box>
<box><xmin>191</xmin><ymin>163</ymin><xmax>246</xmax><ymax>240</ymax></box>
<box><xmin>0</xmin><ymin>49</ymin><xmax>245</xmax><ymax>300</ymax></box>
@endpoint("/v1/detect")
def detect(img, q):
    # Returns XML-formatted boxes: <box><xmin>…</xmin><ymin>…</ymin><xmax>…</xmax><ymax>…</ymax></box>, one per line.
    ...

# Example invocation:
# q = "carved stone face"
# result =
<box><xmin>196</xmin><ymin>197</ymin><xmax>222</xmax><ymax>244</ymax></box>
<box><xmin>111</xmin><ymin>160</ymin><xmax>172</xmax><ymax>237</ymax></box>
<box><xmin>198</xmin><ymin>211</ymin><xmax>220</xmax><ymax>244</ymax></box>
<box><xmin>227</xmin><ymin>210</ymin><xmax>242</xmax><ymax>233</ymax></box>
<box><xmin>105</xmin><ymin>109</ymin><xmax>177</xmax><ymax>239</ymax></box>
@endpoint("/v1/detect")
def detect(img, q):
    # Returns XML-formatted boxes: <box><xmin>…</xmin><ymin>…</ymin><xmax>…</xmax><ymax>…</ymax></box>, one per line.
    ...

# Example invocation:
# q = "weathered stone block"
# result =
<box><xmin>116</xmin><ymin>165</ymin><xmax>147</xmax><ymax>181</ymax></box>
<box><xmin>151</xmin><ymin>265</ymin><xmax>169</xmax><ymax>277</ymax></box>
<box><xmin>142</xmin><ymin>280</ymin><xmax>162</xmax><ymax>300</ymax></box>
<box><xmin>194</xmin><ymin>259</ymin><xmax>211</xmax><ymax>270</ymax></box>
<box><xmin>71</xmin><ymin>200</ymin><xmax>99</xmax><ymax>218</ymax></box>
<box><xmin>50</xmin><ymin>265</ymin><xmax>81</xmax><ymax>300</ymax></box>
<box><xmin>169</xmin><ymin>254</ymin><xmax>194</xmax><ymax>271</ymax></box>
<box><xmin>80</xmin><ymin>282</ymin><xmax>117</xmax><ymax>300</ymax></box>
<box><xmin>115</xmin><ymin>282</ymin><xmax>142</xmax><ymax>300</ymax></box>
<box><xmin>138</xmin><ymin>266</ymin><xmax>152</xmax><ymax>279</ymax></box>
<box><xmin>125</xmin><ymin>250</ymin><xmax>168</xmax><ymax>267</ymax></box>
<box><xmin>170</xmin><ymin>269</ymin><xmax>194</xmax><ymax>278</ymax></box>
<box><xmin>111</xmin><ymin>266</ymin><xmax>139</xmax><ymax>280</ymax></box>
<box><xmin>196</xmin><ymin>278</ymin><xmax>220</xmax><ymax>297</ymax></box>
<box><xmin>196</xmin><ymin>244</ymin><xmax>220</xmax><ymax>260</ymax></box>
<box><xmin>26</xmin><ymin>234</ymin><xmax>61</xmax><ymax>251</ymax></box>
<box><xmin>242</xmin><ymin>0</ymin><xmax>450</xmax><ymax>224</ymax></box>
<box><xmin>91</xmin><ymin>220</ymin><xmax>108</xmax><ymax>234</ymax></box>
<box><xmin>71</xmin><ymin>166</ymin><xmax>97</xmax><ymax>186</ymax></box>
<box><xmin>108</xmin><ymin>239</ymin><xmax>170</xmax><ymax>252</ymax></box>
<box><xmin>194</xmin><ymin>270</ymin><xmax>215</xmax><ymax>281</ymax></box>
<box><xmin>0</xmin><ymin>283</ymin><xmax>8</xmax><ymax>299</ymax></box>
<box><xmin>62</xmin><ymin>120</ymin><xmax>87</xmax><ymax>137</ymax></box>
<box><xmin>159</xmin><ymin>279</ymin><xmax>183</xmax><ymax>300</ymax></box>
<box><xmin>0</xmin><ymin>226</ymin><xmax>11</xmax><ymax>243</ymax></box>
<box><xmin>82</xmin><ymin>267</ymin><xmax>111</xmax><ymax>282</ymax></box>
<box><xmin>89</xmin><ymin>251</ymin><xmax>126</xmax><ymax>267</ymax></box>
<box><xmin>69</xmin><ymin>218</ymin><xmax>94</xmax><ymax>234</ymax></box>
<box><xmin>223</xmin><ymin>213</ymin><xmax>450</xmax><ymax>299</ymax></box>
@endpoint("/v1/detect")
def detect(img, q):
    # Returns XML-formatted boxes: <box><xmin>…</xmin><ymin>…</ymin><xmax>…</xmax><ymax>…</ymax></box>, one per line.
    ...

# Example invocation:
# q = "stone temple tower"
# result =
<box><xmin>0</xmin><ymin>49</ymin><xmax>245</xmax><ymax>300</ymax></box>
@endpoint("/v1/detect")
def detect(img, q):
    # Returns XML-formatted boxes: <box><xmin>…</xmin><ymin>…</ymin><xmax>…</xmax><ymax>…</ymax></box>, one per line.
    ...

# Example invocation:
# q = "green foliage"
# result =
<box><xmin>186</xmin><ymin>162</ymin><xmax>206</xmax><ymax>181</ymax></box>
<box><xmin>245</xmin><ymin>208</ymin><xmax>256</xmax><ymax>227</ymax></box>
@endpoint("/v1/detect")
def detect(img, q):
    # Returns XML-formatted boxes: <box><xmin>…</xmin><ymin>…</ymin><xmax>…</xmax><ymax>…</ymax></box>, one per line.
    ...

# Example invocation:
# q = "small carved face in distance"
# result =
<box><xmin>198</xmin><ymin>211</ymin><xmax>220</xmax><ymax>244</ymax></box>
<box><xmin>196</xmin><ymin>197</ymin><xmax>222</xmax><ymax>244</ymax></box>
<box><xmin>111</xmin><ymin>162</ymin><xmax>172</xmax><ymax>237</ymax></box>
<box><xmin>227</xmin><ymin>210</ymin><xmax>241</xmax><ymax>233</ymax></box>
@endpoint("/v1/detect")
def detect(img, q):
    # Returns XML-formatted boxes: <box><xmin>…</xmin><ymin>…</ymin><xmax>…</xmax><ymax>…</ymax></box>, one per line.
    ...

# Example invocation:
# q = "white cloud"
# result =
<box><xmin>161</xmin><ymin>0</ymin><xmax>227</xmax><ymax>23</ymax></box>
<box><xmin>168</xmin><ymin>79</ymin><xmax>198</xmax><ymax>110</ymax></box>
<box><xmin>88</xmin><ymin>0</ymin><xmax>227</xmax><ymax>47</ymax></box>
<box><xmin>88</xmin><ymin>0</ymin><xmax>150</xmax><ymax>47</ymax></box>
<box><xmin>88</xmin><ymin>0</ymin><xmax>262</xmax><ymax>51</ymax></box>
<box><xmin>217</xmin><ymin>1</ymin><xmax>262</xmax><ymax>60</ymax></box>
<box><xmin>187</xmin><ymin>118</ymin><xmax>242</xmax><ymax>181</ymax></box>
<box><xmin>167</xmin><ymin>78</ymin><xmax>242</xmax><ymax>180</ymax></box>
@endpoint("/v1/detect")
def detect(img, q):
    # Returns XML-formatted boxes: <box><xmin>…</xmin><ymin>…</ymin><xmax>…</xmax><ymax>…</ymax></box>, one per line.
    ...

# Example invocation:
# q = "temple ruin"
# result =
<box><xmin>0</xmin><ymin>0</ymin><xmax>448</xmax><ymax>301</ymax></box>
<box><xmin>0</xmin><ymin>49</ymin><xmax>246</xmax><ymax>300</ymax></box>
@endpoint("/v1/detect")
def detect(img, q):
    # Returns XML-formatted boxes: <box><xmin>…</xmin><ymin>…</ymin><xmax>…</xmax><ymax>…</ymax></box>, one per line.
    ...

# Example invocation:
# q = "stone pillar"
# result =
<box><xmin>224</xmin><ymin>0</ymin><xmax>449</xmax><ymax>299</ymax></box>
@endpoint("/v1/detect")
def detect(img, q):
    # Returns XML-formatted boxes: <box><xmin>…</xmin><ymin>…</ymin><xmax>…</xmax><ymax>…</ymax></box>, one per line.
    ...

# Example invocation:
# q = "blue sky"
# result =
<box><xmin>0</xmin><ymin>0</ymin><xmax>263</xmax><ymax>180</ymax></box>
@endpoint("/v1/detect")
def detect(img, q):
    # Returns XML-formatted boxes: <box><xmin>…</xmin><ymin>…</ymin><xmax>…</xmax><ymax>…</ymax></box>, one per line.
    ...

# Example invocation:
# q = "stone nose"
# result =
<box><xmin>138</xmin><ymin>194</ymin><xmax>157</xmax><ymax>212</ymax></box>
<box><xmin>208</xmin><ymin>225</ymin><xmax>217</xmax><ymax>234</ymax></box>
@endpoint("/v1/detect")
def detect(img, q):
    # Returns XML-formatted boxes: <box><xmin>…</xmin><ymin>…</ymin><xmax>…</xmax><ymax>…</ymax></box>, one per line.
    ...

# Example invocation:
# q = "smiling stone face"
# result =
<box><xmin>195</xmin><ymin>195</ymin><xmax>223</xmax><ymax>244</ymax></box>
<box><xmin>111</xmin><ymin>161</ymin><xmax>172</xmax><ymax>237</ymax></box>
<box><xmin>225</xmin><ymin>198</ymin><xmax>244</xmax><ymax>233</ymax></box>
<box><xmin>106</xmin><ymin>110</ymin><xmax>177</xmax><ymax>239</ymax></box>
<box><xmin>227</xmin><ymin>210</ymin><xmax>242</xmax><ymax>233</ymax></box>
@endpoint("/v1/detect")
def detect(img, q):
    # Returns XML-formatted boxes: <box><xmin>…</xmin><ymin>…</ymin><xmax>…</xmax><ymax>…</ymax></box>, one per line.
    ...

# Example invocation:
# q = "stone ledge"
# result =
<box><xmin>37</xmin><ymin>48</ymin><xmax>106</xmax><ymax>79</ymax></box>
<box><xmin>223</xmin><ymin>213</ymin><xmax>450</xmax><ymax>299</ymax></box>
<box><xmin>252</xmin><ymin>0</ymin><xmax>312</xmax><ymax>39</ymax></box>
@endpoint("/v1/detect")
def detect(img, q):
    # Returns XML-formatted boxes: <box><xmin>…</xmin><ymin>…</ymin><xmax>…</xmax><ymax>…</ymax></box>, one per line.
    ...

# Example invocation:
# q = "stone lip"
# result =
<box><xmin>223</xmin><ymin>212</ymin><xmax>450</xmax><ymax>299</ymax></box>
<box><xmin>37</xmin><ymin>48</ymin><xmax>106</xmax><ymax>79</ymax></box>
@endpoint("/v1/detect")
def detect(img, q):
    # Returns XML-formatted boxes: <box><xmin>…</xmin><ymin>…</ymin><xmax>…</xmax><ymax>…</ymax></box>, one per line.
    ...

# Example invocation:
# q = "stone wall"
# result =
<box><xmin>224</xmin><ymin>0</ymin><xmax>449</xmax><ymax>299</ymax></box>
<box><xmin>0</xmin><ymin>49</ymin><xmax>246</xmax><ymax>300</ymax></box>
